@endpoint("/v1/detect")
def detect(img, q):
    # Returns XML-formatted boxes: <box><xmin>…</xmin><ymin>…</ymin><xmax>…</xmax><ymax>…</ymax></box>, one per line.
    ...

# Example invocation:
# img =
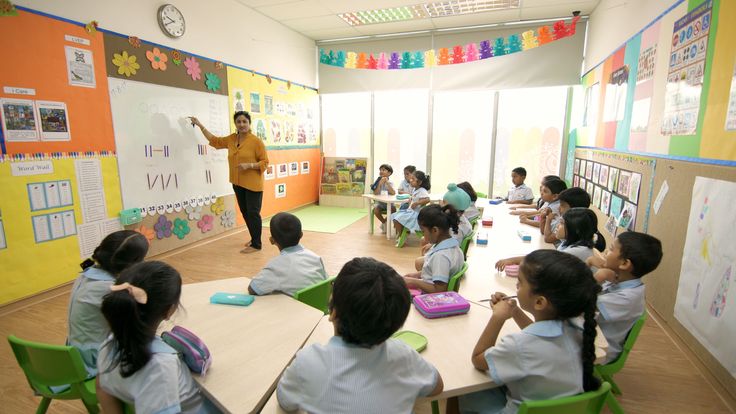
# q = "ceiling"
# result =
<box><xmin>235</xmin><ymin>0</ymin><xmax>601</xmax><ymax>41</ymax></box>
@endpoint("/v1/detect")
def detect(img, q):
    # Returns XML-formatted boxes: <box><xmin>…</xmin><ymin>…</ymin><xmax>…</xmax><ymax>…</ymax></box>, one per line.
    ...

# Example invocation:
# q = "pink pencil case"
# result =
<box><xmin>409</xmin><ymin>288</ymin><xmax>422</xmax><ymax>297</ymax></box>
<box><xmin>505</xmin><ymin>265</ymin><xmax>520</xmax><ymax>277</ymax></box>
<box><xmin>413</xmin><ymin>292</ymin><xmax>470</xmax><ymax>319</ymax></box>
<box><xmin>161</xmin><ymin>326</ymin><xmax>212</xmax><ymax>375</ymax></box>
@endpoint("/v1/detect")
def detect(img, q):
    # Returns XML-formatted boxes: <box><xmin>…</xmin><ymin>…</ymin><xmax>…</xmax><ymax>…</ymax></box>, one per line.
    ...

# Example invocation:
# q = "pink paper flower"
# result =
<box><xmin>184</xmin><ymin>56</ymin><xmax>202</xmax><ymax>81</ymax></box>
<box><xmin>197</xmin><ymin>214</ymin><xmax>214</xmax><ymax>233</ymax></box>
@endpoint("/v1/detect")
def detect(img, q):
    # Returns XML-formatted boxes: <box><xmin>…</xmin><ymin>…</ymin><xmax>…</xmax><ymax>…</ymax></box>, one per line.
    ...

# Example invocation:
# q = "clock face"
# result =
<box><xmin>158</xmin><ymin>4</ymin><xmax>185</xmax><ymax>38</ymax></box>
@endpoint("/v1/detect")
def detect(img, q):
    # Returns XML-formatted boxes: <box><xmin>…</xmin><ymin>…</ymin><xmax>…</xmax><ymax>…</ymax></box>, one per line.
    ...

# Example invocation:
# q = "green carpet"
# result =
<box><xmin>263</xmin><ymin>205</ymin><xmax>368</xmax><ymax>234</ymax></box>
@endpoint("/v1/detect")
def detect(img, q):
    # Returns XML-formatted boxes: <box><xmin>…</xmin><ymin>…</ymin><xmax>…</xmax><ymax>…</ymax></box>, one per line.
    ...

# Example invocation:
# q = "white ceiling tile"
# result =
<box><xmin>519</xmin><ymin>5</ymin><xmax>596</xmax><ymax>20</ymax></box>
<box><xmin>257</xmin><ymin>1</ymin><xmax>334</xmax><ymax>21</ymax></box>
<box><xmin>233</xmin><ymin>0</ymin><xmax>299</xmax><ymax>8</ymax></box>
<box><xmin>318</xmin><ymin>0</ymin><xmax>425</xmax><ymax>14</ymax></box>
<box><xmin>302</xmin><ymin>27</ymin><xmax>364</xmax><ymax>40</ymax></box>
<box><xmin>353</xmin><ymin>19</ymin><xmax>437</xmax><ymax>35</ymax></box>
<box><xmin>521</xmin><ymin>0</ymin><xmax>598</xmax><ymax>7</ymax></box>
<box><xmin>281</xmin><ymin>14</ymin><xmax>350</xmax><ymax>31</ymax></box>
<box><xmin>431</xmin><ymin>9</ymin><xmax>522</xmax><ymax>29</ymax></box>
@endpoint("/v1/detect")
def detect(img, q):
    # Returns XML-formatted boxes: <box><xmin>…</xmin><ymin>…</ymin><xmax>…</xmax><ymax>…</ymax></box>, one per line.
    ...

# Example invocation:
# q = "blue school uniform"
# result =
<box><xmin>459</xmin><ymin>319</ymin><xmax>585</xmax><ymax>414</ymax></box>
<box><xmin>390</xmin><ymin>187</ymin><xmax>430</xmax><ymax>233</ymax></box>
<box><xmin>597</xmin><ymin>279</ymin><xmax>645</xmax><ymax>363</ymax></box>
<box><xmin>421</xmin><ymin>238</ymin><xmax>464</xmax><ymax>285</ymax></box>
<box><xmin>249</xmin><ymin>244</ymin><xmax>327</xmax><ymax>297</ymax></box>
<box><xmin>507</xmin><ymin>184</ymin><xmax>534</xmax><ymax>202</ymax></box>
<box><xmin>453</xmin><ymin>215</ymin><xmax>473</xmax><ymax>243</ymax></box>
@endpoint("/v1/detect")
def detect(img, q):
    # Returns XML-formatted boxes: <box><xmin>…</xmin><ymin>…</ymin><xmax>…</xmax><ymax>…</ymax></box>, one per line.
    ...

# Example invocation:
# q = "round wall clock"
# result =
<box><xmin>157</xmin><ymin>4</ymin><xmax>185</xmax><ymax>38</ymax></box>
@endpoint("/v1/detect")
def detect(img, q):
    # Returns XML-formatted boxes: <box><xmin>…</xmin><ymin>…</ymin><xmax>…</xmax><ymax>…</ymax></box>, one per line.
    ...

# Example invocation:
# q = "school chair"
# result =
<box><xmin>459</xmin><ymin>230</ymin><xmax>476</xmax><ymax>260</ymax></box>
<box><xmin>396</xmin><ymin>228</ymin><xmax>423</xmax><ymax>248</ymax></box>
<box><xmin>594</xmin><ymin>312</ymin><xmax>647</xmax><ymax>396</ymax></box>
<box><xmin>476</xmin><ymin>191</ymin><xmax>487</xmax><ymax>198</ymax></box>
<box><xmin>447</xmin><ymin>262</ymin><xmax>469</xmax><ymax>293</ymax></box>
<box><xmin>294</xmin><ymin>276</ymin><xmax>336</xmax><ymax>314</ymax></box>
<box><xmin>516</xmin><ymin>381</ymin><xmax>613</xmax><ymax>414</ymax></box>
<box><xmin>469</xmin><ymin>216</ymin><xmax>479</xmax><ymax>230</ymax></box>
<box><xmin>7</xmin><ymin>335</ymin><xmax>99</xmax><ymax>414</ymax></box>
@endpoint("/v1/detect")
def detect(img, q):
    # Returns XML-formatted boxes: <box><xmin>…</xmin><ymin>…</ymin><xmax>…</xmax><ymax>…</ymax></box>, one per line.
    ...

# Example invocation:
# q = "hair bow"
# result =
<box><xmin>110</xmin><ymin>282</ymin><xmax>148</xmax><ymax>304</ymax></box>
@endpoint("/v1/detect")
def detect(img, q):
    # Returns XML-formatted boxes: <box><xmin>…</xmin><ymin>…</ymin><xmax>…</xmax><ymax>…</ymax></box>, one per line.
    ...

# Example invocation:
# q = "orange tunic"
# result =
<box><xmin>208</xmin><ymin>132</ymin><xmax>269</xmax><ymax>192</ymax></box>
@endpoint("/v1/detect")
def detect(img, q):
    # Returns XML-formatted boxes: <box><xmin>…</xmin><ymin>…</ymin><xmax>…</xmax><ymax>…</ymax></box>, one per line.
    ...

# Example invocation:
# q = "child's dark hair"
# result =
<box><xmin>561</xmin><ymin>208</ymin><xmax>606</xmax><ymax>252</ymax></box>
<box><xmin>233</xmin><ymin>110</ymin><xmax>251</xmax><ymax>123</ymax></box>
<box><xmin>403</xmin><ymin>165</ymin><xmax>416</xmax><ymax>174</ymax></box>
<box><xmin>521</xmin><ymin>250</ymin><xmax>601</xmax><ymax>392</ymax></box>
<box><xmin>82</xmin><ymin>230</ymin><xmax>148</xmax><ymax>275</ymax></box>
<box><xmin>512</xmin><ymin>167</ymin><xmax>527</xmax><ymax>177</ymax></box>
<box><xmin>101</xmin><ymin>261</ymin><xmax>182</xmax><ymax>377</ymax></box>
<box><xmin>558</xmin><ymin>187</ymin><xmax>591</xmax><ymax>208</ymax></box>
<box><xmin>537</xmin><ymin>176</ymin><xmax>562</xmax><ymax>208</ymax></box>
<box><xmin>413</xmin><ymin>170</ymin><xmax>431</xmax><ymax>191</ymax></box>
<box><xmin>544</xmin><ymin>178</ymin><xmax>568</xmax><ymax>195</ymax></box>
<box><xmin>616</xmin><ymin>232</ymin><xmax>663</xmax><ymax>277</ymax></box>
<box><xmin>456</xmin><ymin>182</ymin><xmax>478</xmax><ymax>202</ymax></box>
<box><xmin>329</xmin><ymin>258</ymin><xmax>410</xmax><ymax>347</ymax></box>
<box><xmin>418</xmin><ymin>204</ymin><xmax>460</xmax><ymax>234</ymax></box>
<box><xmin>269</xmin><ymin>212</ymin><xmax>302</xmax><ymax>248</ymax></box>
<box><xmin>379</xmin><ymin>164</ymin><xmax>394</xmax><ymax>174</ymax></box>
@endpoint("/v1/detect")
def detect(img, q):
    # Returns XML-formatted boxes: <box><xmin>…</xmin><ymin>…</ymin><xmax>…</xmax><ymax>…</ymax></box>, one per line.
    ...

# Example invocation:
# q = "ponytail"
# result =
<box><xmin>417</xmin><ymin>204</ymin><xmax>459</xmax><ymax>234</ymax></box>
<box><xmin>441</xmin><ymin>204</ymin><xmax>460</xmax><ymax>234</ymax></box>
<box><xmin>582</xmin><ymin>301</ymin><xmax>601</xmax><ymax>391</ymax></box>
<box><xmin>593</xmin><ymin>231</ymin><xmax>606</xmax><ymax>252</ymax></box>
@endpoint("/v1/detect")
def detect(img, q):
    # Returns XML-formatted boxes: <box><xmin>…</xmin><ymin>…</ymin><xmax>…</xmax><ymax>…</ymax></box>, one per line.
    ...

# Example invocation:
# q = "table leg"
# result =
<box><xmin>369</xmin><ymin>200</ymin><xmax>374</xmax><ymax>235</ymax></box>
<box><xmin>386</xmin><ymin>203</ymin><xmax>395</xmax><ymax>240</ymax></box>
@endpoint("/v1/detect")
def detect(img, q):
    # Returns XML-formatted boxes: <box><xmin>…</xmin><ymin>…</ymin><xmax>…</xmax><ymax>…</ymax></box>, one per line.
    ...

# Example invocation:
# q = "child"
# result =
<box><xmin>415</xmin><ymin>184</ymin><xmax>472</xmax><ymax>270</ymax></box>
<box><xmin>509</xmin><ymin>175</ymin><xmax>560</xmax><ymax>215</ymax></box>
<box><xmin>536</xmin><ymin>178</ymin><xmax>567</xmax><ymax>244</ymax></box>
<box><xmin>589</xmin><ymin>232</ymin><xmax>663</xmax><ymax>363</ymax></box>
<box><xmin>519</xmin><ymin>178</ymin><xmax>566</xmax><ymax>230</ymax></box>
<box><xmin>248</xmin><ymin>212</ymin><xmax>327</xmax><ymax>297</ymax></box>
<box><xmin>456</xmin><ymin>250</ymin><xmax>601</xmax><ymax>414</ymax></box>
<box><xmin>68</xmin><ymin>230</ymin><xmax>149</xmax><ymax>377</ymax></box>
<box><xmin>277</xmin><ymin>257</ymin><xmax>443</xmax><ymax>413</ymax></box>
<box><xmin>391</xmin><ymin>170</ymin><xmax>431</xmax><ymax>239</ymax></box>
<box><xmin>554</xmin><ymin>208</ymin><xmax>606</xmax><ymax>264</ymax></box>
<box><xmin>398</xmin><ymin>165</ymin><xmax>416</xmax><ymax>195</ymax></box>
<box><xmin>457</xmin><ymin>181</ymin><xmax>480</xmax><ymax>221</ymax></box>
<box><xmin>505</xmin><ymin>167</ymin><xmax>534</xmax><ymax>205</ymax></box>
<box><xmin>542</xmin><ymin>187</ymin><xmax>590</xmax><ymax>244</ymax></box>
<box><xmin>404</xmin><ymin>204</ymin><xmax>465</xmax><ymax>294</ymax></box>
<box><xmin>97</xmin><ymin>261</ymin><xmax>215</xmax><ymax>413</ymax></box>
<box><xmin>371</xmin><ymin>164</ymin><xmax>396</xmax><ymax>233</ymax></box>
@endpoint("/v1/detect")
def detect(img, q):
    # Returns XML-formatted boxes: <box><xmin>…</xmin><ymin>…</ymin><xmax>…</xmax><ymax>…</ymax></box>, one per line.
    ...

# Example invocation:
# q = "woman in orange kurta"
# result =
<box><xmin>189</xmin><ymin>111</ymin><xmax>269</xmax><ymax>253</ymax></box>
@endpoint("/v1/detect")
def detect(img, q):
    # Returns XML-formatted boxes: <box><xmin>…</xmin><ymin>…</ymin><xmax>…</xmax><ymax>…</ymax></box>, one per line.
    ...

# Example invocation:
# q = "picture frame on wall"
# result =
<box><xmin>574</xmin><ymin>159</ymin><xmax>580</xmax><ymax>175</ymax></box>
<box><xmin>629</xmin><ymin>172</ymin><xmax>642</xmax><ymax>204</ymax></box>
<box><xmin>573</xmin><ymin>175</ymin><xmax>580</xmax><ymax>188</ymax></box>
<box><xmin>592</xmin><ymin>163</ymin><xmax>601</xmax><ymax>184</ymax></box>
<box><xmin>608</xmin><ymin>167</ymin><xmax>619</xmax><ymax>192</ymax></box>
<box><xmin>277</xmin><ymin>163</ymin><xmax>288</xmax><ymax>178</ymax></box>
<box><xmin>585</xmin><ymin>161</ymin><xmax>594</xmax><ymax>180</ymax></box>
<box><xmin>618</xmin><ymin>170</ymin><xmax>633</xmax><ymax>197</ymax></box>
<box><xmin>599</xmin><ymin>165</ymin><xmax>609</xmax><ymax>186</ymax></box>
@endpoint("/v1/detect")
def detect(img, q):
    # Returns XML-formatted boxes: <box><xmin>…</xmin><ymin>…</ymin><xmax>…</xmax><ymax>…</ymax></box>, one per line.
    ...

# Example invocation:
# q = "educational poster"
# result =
<box><xmin>603</xmin><ymin>66</ymin><xmax>629</xmax><ymax>122</ymax></box>
<box><xmin>301</xmin><ymin>161</ymin><xmax>310</xmax><ymax>174</ymax></box>
<box><xmin>675</xmin><ymin>177</ymin><xmax>736</xmax><ymax>378</ymax></box>
<box><xmin>636</xmin><ymin>44</ymin><xmax>657</xmax><ymax>83</ymax></box>
<box><xmin>65</xmin><ymin>46</ymin><xmax>96</xmax><ymax>88</ymax></box>
<box><xmin>276</xmin><ymin>163</ymin><xmax>288</xmax><ymax>178</ymax></box>
<box><xmin>264</xmin><ymin>165</ymin><xmax>275</xmax><ymax>180</ymax></box>
<box><xmin>232</xmin><ymin>89</ymin><xmax>245</xmax><ymax>112</ymax></box>
<box><xmin>36</xmin><ymin>101</ymin><xmax>71</xmax><ymax>141</ymax></box>
<box><xmin>275</xmin><ymin>183</ymin><xmax>286</xmax><ymax>199</ymax></box>
<box><xmin>593</xmin><ymin>186</ymin><xmax>602</xmax><ymax>209</ymax></box>
<box><xmin>0</xmin><ymin>98</ymin><xmax>38</xmax><ymax>141</ymax></box>
<box><xmin>661</xmin><ymin>1</ymin><xmax>712</xmax><ymax>136</ymax></box>
<box><xmin>289</xmin><ymin>161</ymin><xmax>299</xmax><ymax>176</ymax></box>
<box><xmin>629</xmin><ymin>172</ymin><xmax>642</xmax><ymax>204</ymax></box>
<box><xmin>600</xmin><ymin>190</ymin><xmax>612</xmax><ymax>215</ymax></box>
<box><xmin>599</xmin><ymin>165</ymin><xmax>609</xmax><ymax>186</ymax></box>
<box><xmin>618</xmin><ymin>201</ymin><xmax>637</xmax><ymax>231</ymax></box>
<box><xmin>320</xmin><ymin>157</ymin><xmax>367</xmax><ymax>196</ymax></box>
<box><xmin>726</xmin><ymin>60</ymin><xmax>736</xmax><ymax>131</ymax></box>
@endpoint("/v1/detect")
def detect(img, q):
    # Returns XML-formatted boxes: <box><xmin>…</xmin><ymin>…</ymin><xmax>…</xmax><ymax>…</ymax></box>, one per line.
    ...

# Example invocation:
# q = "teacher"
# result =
<box><xmin>189</xmin><ymin>111</ymin><xmax>268</xmax><ymax>254</ymax></box>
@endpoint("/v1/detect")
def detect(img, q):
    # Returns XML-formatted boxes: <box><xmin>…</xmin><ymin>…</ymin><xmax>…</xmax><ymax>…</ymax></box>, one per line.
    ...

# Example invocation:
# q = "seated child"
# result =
<box><xmin>68</xmin><ymin>230</ymin><xmax>148</xmax><ymax>377</ymax></box>
<box><xmin>505</xmin><ymin>167</ymin><xmax>534</xmax><ymax>205</ymax></box>
<box><xmin>277</xmin><ymin>257</ymin><xmax>443</xmax><ymax>413</ymax></box>
<box><xmin>455</xmin><ymin>250</ymin><xmax>601</xmax><ymax>414</ymax></box>
<box><xmin>554</xmin><ymin>208</ymin><xmax>606</xmax><ymax>264</ymax></box>
<box><xmin>371</xmin><ymin>163</ymin><xmax>396</xmax><ymax>233</ymax></box>
<box><xmin>398</xmin><ymin>165</ymin><xmax>416</xmax><ymax>195</ymax></box>
<box><xmin>589</xmin><ymin>232</ymin><xmax>663</xmax><ymax>363</ymax></box>
<box><xmin>404</xmin><ymin>204</ymin><xmax>465</xmax><ymax>294</ymax></box>
<box><xmin>415</xmin><ymin>183</ymin><xmax>472</xmax><ymax>269</ymax></box>
<box><xmin>509</xmin><ymin>175</ymin><xmax>560</xmax><ymax>216</ymax></box>
<box><xmin>391</xmin><ymin>170</ymin><xmax>431</xmax><ymax>240</ymax></box>
<box><xmin>542</xmin><ymin>187</ymin><xmax>590</xmax><ymax>244</ymax></box>
<box><xmin>97</xmin><ymin>261</ymin><xmax>217</xmax><ymax>413</ymax></box>
<box><xmin>519</xmin><ymin>178</ymin><xmax>566</xmax><ymax>230</ymax></box>
<box><xmin>248</xmin><ymin>212</ymin><xmax>327</xmax><ymax>297</ymax></box>
<box><xmin>457</xmin><ymin>181</ymin><xmax>480</xmax><ymax>221</ymax></box>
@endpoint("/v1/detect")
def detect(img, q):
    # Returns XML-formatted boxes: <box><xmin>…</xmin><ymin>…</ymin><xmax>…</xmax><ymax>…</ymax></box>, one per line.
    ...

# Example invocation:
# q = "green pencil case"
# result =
<box><xmin>209</xmin><ymin>292</ymin><xmax>255</xmax><ymax>306</ymax></box>
<box><xmin>392</xmin><ymin>330</ymin><xmax>427</xmax><ymax>352</ymax></box>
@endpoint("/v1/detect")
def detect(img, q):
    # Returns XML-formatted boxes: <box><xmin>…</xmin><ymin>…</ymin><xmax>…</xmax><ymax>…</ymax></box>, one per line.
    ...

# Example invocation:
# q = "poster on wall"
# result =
<box><xmin>674</xmin><ymin>177</ymin><xmax>736</xmax><ymax>378</ymax></box>
<box><xmin>320</xmin><ymin>157</ymin><xmax>367</xmax><ymax>196</ymax></box>
<box><xmin>661</xmin><ymin>0</ymin><xmax>712</xmax><ymax>136</ymax></box>
<box><xmin>725</xmin><ymin>60</ymin><xmax>736</xmax><ymax>131</ymax></box>
<box><xmin>636</xmin><ymin>44</ymin><xmax>657</xmax><ymax>83</ymax></box>
<box><xmin>603</xmin><ymin>66</ymin><xmax>629</xmax><ymax>122</ymax></box>
<box><xmin>64</xmin><ymin>46</ymin><xmax>96</xmax><ymax>88</ymax></box>
<box><xmin>36</xmin><ymin>101</ymin><xmax>71</xmax><ymax>141</ymax></box>
<box><xmin>1</xmin><ymin>98</ymin><xmax>39</xmax><ymax>141</ymax></box>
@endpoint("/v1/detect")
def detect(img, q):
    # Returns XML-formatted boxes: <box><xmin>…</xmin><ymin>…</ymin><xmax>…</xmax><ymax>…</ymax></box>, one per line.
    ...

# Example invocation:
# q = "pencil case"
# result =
<box><xmin>517</xmin><ymin>230</ymin><xmax>531</xmax><ymax>241</ymax></box>
<box><xmin>505</xmin><ymin>265</ymin><xmax>520</xmax><ymax>277</ymax></box>
<box><xmin>482</xmin><ymin>218</ymin><xmax>493</xmax><ymax>227</ymax></box>
<box><xmin>396</xmin><ymin>194</ymin><xmax>410</xmax><ymax>200</ymax></box>
<box><xmin>413</xmin><ymin>292</ymin><xmax>470</xmax><ymax>319</ymax></box>
<box><xmin>476</xmin><ymin>233</ymin><xmax>488</xmax><ymax>245</ymax></box>
<box><xmin>409</xmin><ymin>288</ymin><xmax>423</xmax><ymax>297</ymax></box>
<box><xmin>161</xmin><ymin>326</ymin><xmax>212</xmax><ymax>375</ymax></box>
<box><xmin>488</xmin><ymin>198</ymin><xmax>504</xmax><ymax>205</ymax></box>
<box><xmin>210</xmin><ymin>292</ymin><xmax>255</xmax><ymax>306</ymax></box>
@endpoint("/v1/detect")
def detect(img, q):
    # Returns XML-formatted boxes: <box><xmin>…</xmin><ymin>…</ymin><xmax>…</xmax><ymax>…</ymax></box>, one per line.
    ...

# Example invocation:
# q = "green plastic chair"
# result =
<box><xmin>396</xmin><ymin>228</ymin><xmax>423</xmax><ymax>248</ymax></box>
<box><xmin>460</xmin><ymin>230</ymin><xmax>476</xmax><ymax>260</ymax></box>
<box><xmin>468</xmin><ymin>216</ymin><xmax>479</xmax><ymax>230</ymax></box>
<box><xmin>595</xmin><ymin>312</ymin><xmax>647</xmax><ymax>395</ymax></box>
<box><xmin>476</xmin><ymin>191</ymin><xmax>487</xmax><ymax>198</ymax></box>
<box><xmin>447</xmin><ymin>262</ymin><xmax>469</xmax><ymax>293</ymax></box>
<box><xmin>517</xmin><ymin>381</ymin><xmax>613</xmax><ymax>414</ymax></box>
<box><xmin>7</xmin><ymin>335</ymin><xmax>99</xmax><ymax>414</ymax></box>
<box><xmin>294</xmin><ymin>276</ymin><xmax>336</xmax><ymax>314</ymax></box>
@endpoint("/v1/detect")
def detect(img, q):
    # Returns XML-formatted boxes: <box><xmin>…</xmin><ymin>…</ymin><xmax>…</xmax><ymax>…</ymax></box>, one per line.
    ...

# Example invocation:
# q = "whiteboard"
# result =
<box><xmin>108</xmin><ymin>78</ymin><xmax>232</xmax><ymax>212</ymax></box>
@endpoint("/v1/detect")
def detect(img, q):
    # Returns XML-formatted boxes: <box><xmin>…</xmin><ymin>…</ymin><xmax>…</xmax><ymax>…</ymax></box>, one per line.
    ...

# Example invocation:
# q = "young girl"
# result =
<box><xmin>457</xmin><ymin>181</ymin><xmax>480</xmax><ymax>221</ymax></box>
<box><xmin>371</xmin><ymin>163</ymin><xmax>396</xmax><ymax>233</ymax></box>
<box><xmin>555</xmin><ymin>207</ymin><xmax>606</xmax><ymax>264</ymax></box>
<box><xmin>404</xmin><ymin>204</ymin><xmax>465</xmax><ymax>294</ymax></box>
<box><xmin>415</xmin><ymin>183</ymin><xmax>472</xmax><ymax>269</ymax></box>
<box><xmin>96</xmin><ymin>261</ymin><xmax>214</xmax><ymax>413</ymax></box>
<box><xmin>67</xmin><ymin>230</ymin><xmax>148</xmax><ymax>376</ymax></box>
<box><xmin>455</xmin><ymin>250</ymin><xmax>601</xmax><ymax>414</ymax></box>
<box><xmin>391</xmin><ymin>170</ymin><xmax>431</xmax><ymax>239</ymax></box>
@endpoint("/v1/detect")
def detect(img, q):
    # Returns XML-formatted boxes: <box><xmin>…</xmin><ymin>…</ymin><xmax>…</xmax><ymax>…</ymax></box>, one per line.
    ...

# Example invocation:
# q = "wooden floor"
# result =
<box><xmin>0</xmin><ymin>215</ymin><xmax>733</xmax><ymax>413</ymax></box>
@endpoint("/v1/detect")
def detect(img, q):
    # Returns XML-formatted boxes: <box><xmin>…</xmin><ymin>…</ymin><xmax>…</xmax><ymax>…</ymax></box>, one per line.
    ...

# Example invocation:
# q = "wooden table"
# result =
<box><xmin>362</xmin><ymin>193</ymin><xmax>444</xmax><ymax>239</ymax></box>
<box><xmin>176</xmin><ymin>278</ymin><xmax>324</xmax><ymax>414</ymax></box>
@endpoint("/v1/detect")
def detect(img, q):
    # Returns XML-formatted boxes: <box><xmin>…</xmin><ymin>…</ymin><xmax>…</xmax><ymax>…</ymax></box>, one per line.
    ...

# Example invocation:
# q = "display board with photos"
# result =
<box><xmin>320</xmin><ymin>157</ymin><xmax>367</xmax><ymax>196</ymax></box>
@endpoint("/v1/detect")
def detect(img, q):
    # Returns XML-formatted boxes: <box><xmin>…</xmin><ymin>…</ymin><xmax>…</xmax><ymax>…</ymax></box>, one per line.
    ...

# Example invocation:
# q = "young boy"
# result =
<box><xmin>248</xmin><ymin>212</ymin><xmax>327</xmax><ymax>297</ymax></box>
<box><xmin>590</xmin><ymin>231</ymin><xmax>663</xmax><ymax>363</ymax></box>
<box><xmin>371</xmin><ymin>164</ymin><xmax>396</xmax><ymax>234</ymax></box>
<box><xmin>506</xmin><ymin>167</ymin><xmax>534</xmax><ymax>205</ymax></box>
<box><xmin>533</xmin><ymin>178</ymin><xmax>567</xmax><ymax>244</ymax></box>
<box><xmin>277</xmin><ymin>257</ymin><xmax>443</xmax><ymax>413</ymax></box>
<box><xmin>542</xmin><ymin>186</ymin><xmax>589</xmax><ymax>244</ymax></box>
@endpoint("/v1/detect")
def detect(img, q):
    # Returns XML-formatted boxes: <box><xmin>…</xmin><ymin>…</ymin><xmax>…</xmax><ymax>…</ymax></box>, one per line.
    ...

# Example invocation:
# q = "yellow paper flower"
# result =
<box><xmin>112</xmin><ymin>51</ymin><xmax>140</xmax><ymax>77</ymax></box>
<box><xmin>210</xmin><ymin>197</ymin><xmax>225</xmax><ymax>215</ymax></box>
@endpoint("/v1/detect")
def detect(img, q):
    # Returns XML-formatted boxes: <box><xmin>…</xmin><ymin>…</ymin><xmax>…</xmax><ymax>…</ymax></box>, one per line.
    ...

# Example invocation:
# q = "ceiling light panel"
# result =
<box><xmin>339</xmin><ymin>0</ymin><xmax>519</xmax><ymax>26</ymax></box>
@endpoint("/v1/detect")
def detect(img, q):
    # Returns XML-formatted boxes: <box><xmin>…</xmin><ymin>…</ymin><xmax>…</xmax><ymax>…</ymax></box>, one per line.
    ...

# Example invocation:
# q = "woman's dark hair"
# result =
<box><xmin>329</xmin><ymin>258</ymin><xmax>410</xmax><ymax>347</ymax></box>
<box><xmin>84</xmin><ymin>230</ymin><xmax>148</xmax><ymax>275</ymax></box>
<box><xmin>101</xmin><ymin>261</ymin><xmax>182</xmax><ymax>377</ymax></box>
<box><xmin>521</xmin><ymin>250</ymin><xmax>601</xmax><ymax>392</ymax></box>
<box><xmin>543</xmin><ymin>178</ymin><xmax>568</xmax><ymax>195</ymax></box>
<box><xmin>413</xmin><ymin>170</ymin><xmax>431</xmax><ymax>191</ymax></box>
<box><xmin>456</xmin><ymin>181</ymin><xmax>477</xmax><ymax>202</ymax></box>
<box><xmin>270</xmin><ymin>212</ymin><xmax>302</xmax><ymax>248</ymax></box>
<box><xmin>560</xmin><ymin>208</ymin><xmax>606</xmax><ymax>252</ymax></box>
<box><xmin>233</xmin><ymin>110</ymin><xmax>251</xmax><ymax>124</ymax></box>
<box><xmin>418</xmin><ymin>204</ymin><xmax>460</xmax><ymax>234</ymax></box>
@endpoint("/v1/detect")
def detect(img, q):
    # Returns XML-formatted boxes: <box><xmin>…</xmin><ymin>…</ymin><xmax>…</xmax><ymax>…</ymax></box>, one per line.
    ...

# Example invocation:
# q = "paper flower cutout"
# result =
<box><xmin>184</xmin><ymin>56</ymin><xmax>201</xmax><ymax>81</ymax></box>
<box><xmin>197</xmin><ymin>214</ymin><xmax>214</xmax><ymax>233</ymax></box>
<box><xmin>210</xmin><ymin>197</ymin><xmax>225</xmax><ymax>215</ymax></box>
<box><xmin>154</xmin><ymin>215</ymin><xmax>173</xmax><ymax>239</ymax></box>
<box><xmin>135</xmin><ymin>224</ymin><xmax>155</xmax><ymax>242</ymax></box>
<box><xmin>220</xmin><ymin>210</ymin><xmax>235</xmax><ymax>228</ymax></box>
<box><xmin>266</xmin><ymin>74</ymin><xmax>272</xmax><ymax>84</ymax></box>
<box><xmin>214</xmin><ymin>61</ymin><xmax>224</xmax><ymax>70</ymax></box>
<box><xmin>171</xmin><ymin>50</ymin><xmax>182</xmax><ymax>65</ymax></box>
<box><xmin>287</xmin><ymin>81</ymin><xmax>292</xmax><ymax>89</ymax></box>
<box><xmin>146</xmin><ymin>47</ymin><xmax>168</xmax><ymax>70</ymax></box>
<box><xmin>185</xmin><ymin>204</ymin><xmax>202</xmax><ymax>221</ymax></box>
<box><xmin>172</xmin><ymin>218</ymin><xmax>190</xmax><ymax>240</ymax></box>
<box><xmin>112</xmin><ymin>51</ymin><xmax>140</xmax><ymax>77</ymax></box>
<box><xmin>128</xmin><ymin>36</ymin><xmax>141</xmax><ymax>48</ymax></box>
<box><xmin>85</xmin><ymin>20</ymin><xmax>98</xmax><ymax>33</ymax></box>
<box><xmin>204</xmin><ymin>72</ymin><xmax>221</xmax><ymax>91</ymax></box>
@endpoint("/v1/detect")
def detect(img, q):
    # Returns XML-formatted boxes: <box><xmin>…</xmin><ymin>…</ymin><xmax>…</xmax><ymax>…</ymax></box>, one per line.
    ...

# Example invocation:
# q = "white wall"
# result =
<box><xmin>14</xmin><ymin>0</ymin><xmax>317</xmax><ymax>87</ymax></box>
<box><xmin>585</xmin><ymin>0</ymin><xmax>681</xmax><ymax>72</ymax></box>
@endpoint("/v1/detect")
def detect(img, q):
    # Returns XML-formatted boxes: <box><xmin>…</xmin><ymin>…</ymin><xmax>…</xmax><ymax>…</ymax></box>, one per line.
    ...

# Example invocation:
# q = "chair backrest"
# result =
<box><xmin>447</xmin><ymin>262</ymin><xmax>469</xmax><ymax>293</ymax></box>
<box><xmin>517</xmin><ymin>382</ymin><xmax>612</xmax><ymax>414</ymax></box>
<box><xmin>460</xmin><ymin>230</ymin><xmax>476</xmax><ymax>259</ymax></box>
<box><xmin>294</xmin><ymin>276</ymin><xmax>336</xmax><ymax>314</ymax></box>
<box><xmin>476</xmin><ymin>191</ymin><xmax>487</xmax><ymax>198</ymax></box>
<box><xmin>468</xmin><ymin>216</ymin><xmax>479</xmax><ymax>230</ymax></box>
<box><xmin>8</xmin><ymin>335</ymin><xmax>90</xmax><ymax>395</ymax></box>
<box><xmin>604</xmin><ymin>312</ymin><xmax>647</xmax><ymax>371</ymax></box>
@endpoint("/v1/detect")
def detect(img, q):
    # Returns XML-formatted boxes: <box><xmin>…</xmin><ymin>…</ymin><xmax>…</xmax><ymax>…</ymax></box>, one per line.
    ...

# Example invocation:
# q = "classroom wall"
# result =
<box><xmin>13</xmin><ymin>0</ymin><xmax>317</xmax><ymax>87</ymax></box>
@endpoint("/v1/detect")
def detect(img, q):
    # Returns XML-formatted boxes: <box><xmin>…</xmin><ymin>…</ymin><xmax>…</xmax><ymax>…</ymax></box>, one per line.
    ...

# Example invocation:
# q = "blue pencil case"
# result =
<box><xmin>489</xmin><ymin>198</ymin><xmax>504</xmax><ymax>205</ymax></box>
<box><xmin>209</xmin><ymin>292</ymin><xmax>255</xmax><ymax>306</ymax></box>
